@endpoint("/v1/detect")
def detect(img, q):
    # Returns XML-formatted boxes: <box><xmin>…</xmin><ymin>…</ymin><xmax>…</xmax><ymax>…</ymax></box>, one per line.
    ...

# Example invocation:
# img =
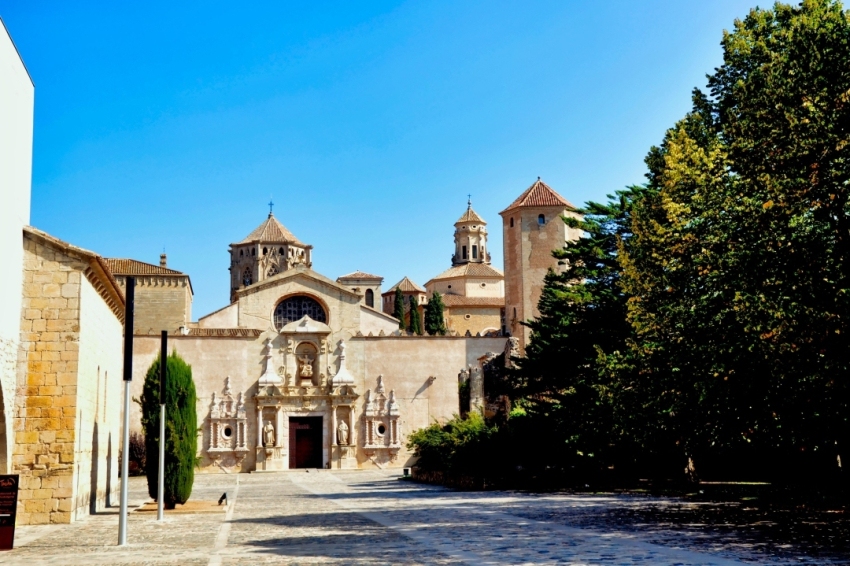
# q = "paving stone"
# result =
<box><xmin>3</xmin><ymin>471</ymin><xmax>844</xmax><ymax>565</ymax></box>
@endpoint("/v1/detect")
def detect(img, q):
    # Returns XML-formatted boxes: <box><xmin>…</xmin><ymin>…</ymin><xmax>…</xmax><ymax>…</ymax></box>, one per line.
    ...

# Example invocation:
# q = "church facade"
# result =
<box><xmin>125</xmin><ymin>214</ymin><xmax>507</xmax><ymax>473</ymax></box>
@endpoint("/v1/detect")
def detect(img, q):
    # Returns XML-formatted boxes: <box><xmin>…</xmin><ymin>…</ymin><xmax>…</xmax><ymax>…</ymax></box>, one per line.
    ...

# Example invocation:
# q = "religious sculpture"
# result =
<box><xmin>337</xmin><ymin>420</ymin><xmax>349</xmax><ymax>445</ymax></box>
<box><xmin>263</xmin><ymin>420</ymin><xmax>275</xmax><ymax>447</ymax></box>
<box><xmin>298</xmin><ymin>354</ymin><xmax>314</xmax><ymax>378</ymax></box>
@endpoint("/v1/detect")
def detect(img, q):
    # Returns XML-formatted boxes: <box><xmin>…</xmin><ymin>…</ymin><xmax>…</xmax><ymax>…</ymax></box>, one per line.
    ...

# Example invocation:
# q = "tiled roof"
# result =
<box><xmin>239</xmin><ymin>213</ymin><xmax>303</xmax><ymax>245</ymax></box>
<box><xmin>103</xmin><ymin>258</ymin><xmax>185</xmax><ymax>276</ymax></box>
<box><xmin>441</xmin><ymin>295</ymin><xmax>505</xmax><ymax>307</ymax></box>
<box><xmin>337</xmin><ymin>270</ymin><xmax>383</xmax><ymax>281</ymax></box>
<box><xmin>501</xmin><ymin>178</ymin><xmax>574</xmax><ymax>213</ymax></box>
<box><xmin>456</xmin><ymin>206</ymin><xmax>486</xmax><ymax>224</ymax></box>
<box><xmin>384</xmin><ymin>276</ymin><xmax>425</xmax><ymax>294</ymax></box>
<box><xmin>429</xmin><ymin>263</ymin><xmax>504</xmax><ymax>281</ymax></box>
<box><xmin>182</xmin><ymin>328</ymin><xmax>263</xmax><ymax>337</ymax></box>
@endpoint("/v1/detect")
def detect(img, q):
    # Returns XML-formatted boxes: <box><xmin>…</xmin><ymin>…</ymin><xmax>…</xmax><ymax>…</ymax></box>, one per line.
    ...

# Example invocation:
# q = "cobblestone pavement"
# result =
<box><xmin>4</xmin><ymin>471</ymin><xmax>846</xmax><ymax>565</ymax></box>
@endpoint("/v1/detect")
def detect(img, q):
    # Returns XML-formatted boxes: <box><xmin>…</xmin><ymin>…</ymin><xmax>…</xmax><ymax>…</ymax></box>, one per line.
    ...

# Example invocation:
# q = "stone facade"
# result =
<box><xmin>336</xmin><ymin>271</ymin><xmax>383</xmax><ymax>309</ymax></box>
<box><xmin>500</xmin><ymin>179</ymin><xmax>582</xmax><ymax>348</ymax></box>
<box><xmin>106</xmin><ymin>258</ymin><xmax>192</xmax><ymax>335</ymax></box>
<box><xmin>14</xmin><ymin>228</ymin><xmax>124</xmax><ymax>524</ymax></box>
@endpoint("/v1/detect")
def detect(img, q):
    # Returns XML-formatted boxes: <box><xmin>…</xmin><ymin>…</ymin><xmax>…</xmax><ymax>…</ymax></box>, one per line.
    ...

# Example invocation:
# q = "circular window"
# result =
<box><xmin>464</xmin><ymin>314</ymin><xmax>472</xmax><ymax>320</ymax></box>
<box><xmin>222</xmin><ymin>426</ymin><xmax>232</xmax><ymax>438</ymax></box>
<box><xmin>377</xmin><ymin>424</ymin><xmax>387</xmax><ymax>436</ymax></box>
<box><xmin>480</xmin><ymin>283</ymin><xmax>486</xmax><ymax>288</ymax></box>
<box><xmin>447</xmin><ymin>284</ymin><xmax>452</xmax><ymax>289</ymax></box>
<box><xmin>274</xmin><ymin>295</ymin><xmax>327</xmax><ymax>329</ymax></box>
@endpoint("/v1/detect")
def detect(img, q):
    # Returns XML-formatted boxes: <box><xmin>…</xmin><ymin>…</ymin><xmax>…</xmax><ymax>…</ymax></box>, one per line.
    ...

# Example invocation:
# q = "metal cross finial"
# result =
<box><xmin>268</xmin><ymin>199</ymin><xmax>274</xmax><ymax>215</ymax></box>
<box><xmin>467</xmin><ymin>194</ymin><xmax>472</xmax><ymax>208</ymax></box>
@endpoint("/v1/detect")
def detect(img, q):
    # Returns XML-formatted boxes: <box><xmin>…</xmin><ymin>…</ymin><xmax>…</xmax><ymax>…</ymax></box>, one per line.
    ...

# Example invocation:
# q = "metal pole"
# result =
<box><xmin>157</xmin><ymin>331</ymin><xmax>166</xmax><ymax>521</ymax></box>
<box><xmin>118</xmin><ymin>277</ymin><xmax>135</xmax><ymax>546</ymax></box>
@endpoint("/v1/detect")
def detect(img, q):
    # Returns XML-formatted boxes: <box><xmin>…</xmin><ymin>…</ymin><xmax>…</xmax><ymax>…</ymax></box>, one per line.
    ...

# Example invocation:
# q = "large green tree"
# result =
<box><xmin>424</xmin><ymin>291</ymin><xmax>447</xmax><ymax>335</ymax></box>
<box><xmin>512</xmin><ymin>189</ymin><xmax>643</xmax><ymax>475</ymax></box>
<box><xmin>619</xmin><ymin>0</ymin><xmax>850</xmax><ymax>480</ymax></box>
<box><xmin>140</xmin><ymin>351</ymin><xmax>198</xmax><ymax>508</ymax></box>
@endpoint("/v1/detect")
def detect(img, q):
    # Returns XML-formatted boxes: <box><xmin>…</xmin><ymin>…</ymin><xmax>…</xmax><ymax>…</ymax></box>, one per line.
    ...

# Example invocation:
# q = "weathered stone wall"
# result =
<box><xmin>355</xmin><ymin>335</ymin><xmax>507</xmax><ymax>467</ymax></box>
<box><xmin>502</xmin><ymin>206</ymin><xmax>581</xmax><ymax>348</ymax></box>
<box><xmin>359</xmin><ymin>306</ymin><xmax>399</xmax><ymax>336</ymax></box>
<box><xmin>14</xmin><ymin>234</ymin><xmax>124</xmax><ymax>525</ymax></box>
<box><xmin>445</xmin><ymin>307</ymin><xmax>502</xmax><ymax>336</ymax></box>
<box><xmin>130</xmin><ymin>331</ymin><xmax>506</xmax><ymax>472</ymax></box>
<box><xmin>15</xmin><ymin>237</ymin><xmax>84</xmax><ymax>524</ymax></box>
<box><xmin>114</xmin><ymin>275</ymin><xmax>192</xmax><ymax>334</ymax></box>
<box><xmin>197</xmin><ymin>303</ymin><xmax>237</xmax><ymax>328</ymax></box>
<box><xmin>73</xmin><ymin>277</ymin><xmax>122</xmax><ymax>520</ymax></box>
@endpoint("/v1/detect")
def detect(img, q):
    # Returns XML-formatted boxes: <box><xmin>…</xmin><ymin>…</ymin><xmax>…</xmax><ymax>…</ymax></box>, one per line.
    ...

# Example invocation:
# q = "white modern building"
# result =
<box><xmin>0</xmin><ymin>16</ymin><xmax>34</xmax><ymax>474</ymax></box>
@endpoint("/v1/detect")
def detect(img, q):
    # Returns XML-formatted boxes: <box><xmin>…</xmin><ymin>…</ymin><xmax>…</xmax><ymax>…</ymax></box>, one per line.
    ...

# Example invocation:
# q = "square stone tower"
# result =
<box><xmin>500</xmin><ymin>178</ymin><xmax>582</xmax><ymax>349</ymax></box>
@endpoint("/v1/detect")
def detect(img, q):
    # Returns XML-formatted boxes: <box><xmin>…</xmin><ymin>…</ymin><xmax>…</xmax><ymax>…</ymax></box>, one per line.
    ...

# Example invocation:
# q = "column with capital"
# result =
<box><xmin>256</xmin><ymin>406</ymin><xmax>263</xmax><ymax>448</ymax></box>
<box><xmin>275</xmin><ymin>406</ymin><xmax>283</xmax><ymax>448</ymax></box>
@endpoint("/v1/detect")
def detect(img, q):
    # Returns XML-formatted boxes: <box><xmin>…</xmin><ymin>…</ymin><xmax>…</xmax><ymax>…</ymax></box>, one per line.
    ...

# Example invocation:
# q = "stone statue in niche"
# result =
<box><xmin>298</xmin><ymin>354</ymin><xmax>314</xmax><ymax>378</ymax></box>
<box><xmin>337</xmin><ymin>420</ymin><xmax>349</xmax><ymax>445</ymax></box>
<box><xmin>263</xmin><ymin>420</ymin><xmax>275</xmax><ymax>447</ymax></box>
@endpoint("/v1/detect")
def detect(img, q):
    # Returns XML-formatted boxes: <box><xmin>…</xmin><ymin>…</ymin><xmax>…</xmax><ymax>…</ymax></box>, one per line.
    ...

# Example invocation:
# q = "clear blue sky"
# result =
<box><xmin>2</xmin><ymin>0</ymin><xmax>757</xmax><ymax>318</ymax></box>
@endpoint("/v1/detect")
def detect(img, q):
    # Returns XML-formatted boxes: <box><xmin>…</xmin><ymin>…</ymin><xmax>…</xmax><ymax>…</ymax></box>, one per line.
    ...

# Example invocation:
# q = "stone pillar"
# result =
<box><xmin>331</xmin><ymin>408</ymin><xmax>337</xmax><ymax>446</ymax></box>
<box><xmin>275</xmin><ymin>406</ymin><xmax>283</xmax><ymax>448</ymax></box>
<box><xmin>256</xmin><ymin>406</ymin><xmax>263</xmax><ymax>447</ymax></box>
<box><xmin>470</xmin><ymin>366</ymin><xmax>484</xmax><ymax>413</ymax></box>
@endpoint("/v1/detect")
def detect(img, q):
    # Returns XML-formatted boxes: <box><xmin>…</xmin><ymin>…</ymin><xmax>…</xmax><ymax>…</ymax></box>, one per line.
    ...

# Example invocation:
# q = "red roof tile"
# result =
<box><xmin>501</xmin><ymin>178</ymin><xmax>574</xmax><ymax>213</ymax></box>
<box><xmin>239</xmin><ymin>214</ymin><xmax>303</xmax><ymax>245</ymax></box>
<box><xmin>337</xmin><ymin>270</ymin><xmax>383</xmax><ymax>281</ymax></box>
<box><xmin>429</xmin><ymin>263</ymin><xmax>504</xmax><ymax>281</ymax></box>
<box><xmin>456</xmin><ymin>206</ymin><xmax>486</xmax><ymax>224</ymax></box>
<box><xmin>384</xmin><ymin>276</ymin><xmax>425</xmax><ymax>294</ymax></box>
<box><xmin>103</xmin><ymin>258</ymin><xmax>186</xmax><ymax>276</ymax></box>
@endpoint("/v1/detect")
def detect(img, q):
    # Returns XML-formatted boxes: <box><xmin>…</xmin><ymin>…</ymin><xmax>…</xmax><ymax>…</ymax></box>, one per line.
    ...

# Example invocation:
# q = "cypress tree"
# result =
<box><xmin>408</xmin><ymin>295</ymin><xmax>422</xmax><ymax>335</ymax></box>
<box><xmin>140</xmin><ymin>351</ymin><xmax>197</xmax><ymax>508</ymax></box>
<box><xmin>424</xmin><ymin>291</ymin><xmax>447</xmax><ymax>335</ymax></box>
<box><xmin>393</xmin><ymin>288</ymin><xmax>405</xmax><ymax>329</ymax></box>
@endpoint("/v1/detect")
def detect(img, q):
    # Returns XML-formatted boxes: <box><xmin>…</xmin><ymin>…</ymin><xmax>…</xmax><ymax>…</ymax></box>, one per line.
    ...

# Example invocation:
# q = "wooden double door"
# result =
<box><xmin>288</xmin><ymin>417</ymin><xmax>323</xmax><ymax>469</ymax></box>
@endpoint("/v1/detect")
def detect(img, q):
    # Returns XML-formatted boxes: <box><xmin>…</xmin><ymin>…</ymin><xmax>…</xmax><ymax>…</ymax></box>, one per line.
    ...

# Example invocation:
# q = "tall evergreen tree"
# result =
<box><xmin>408</xmin><ymin>295</ymin><xmax>422</xmax><ymax>335</ymax></box>
<box><xmin>424</xmin><ymin>291</ymin><xmax>447</xmax><ymax>335</ymax></box>
<box><xmin>140</xmin><ymin>351</ymin><xmax>198</xmax><ymax>508</ymax></box>
<box><xmin>393</xmin><ymin>288</ymin><xmax>405</xmax><ymax>329</ymax></box>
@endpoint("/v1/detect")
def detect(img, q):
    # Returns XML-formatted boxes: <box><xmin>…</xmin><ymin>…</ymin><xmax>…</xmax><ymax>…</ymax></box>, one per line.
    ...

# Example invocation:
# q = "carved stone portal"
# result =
<box><xmin>206</xmin><ymin>377</ymin><xmax>249</xmax><ymax>466</ymax></box>
<box><xmin>363</xmin><ymin>375</ymin><xmax>401</xmax><ymax>462</ymax></box>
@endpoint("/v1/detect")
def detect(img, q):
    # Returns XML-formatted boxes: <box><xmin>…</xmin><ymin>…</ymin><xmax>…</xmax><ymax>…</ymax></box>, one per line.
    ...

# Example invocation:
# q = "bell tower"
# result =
<box><xmin>452</xmin><ymin>199</ymin><xmax>490</xmax><ymax>266</ymax></box>
<box><xmin>229</xmin><ymin>205</ymin><xmax>313</xmax><ymax>302</ymax></box>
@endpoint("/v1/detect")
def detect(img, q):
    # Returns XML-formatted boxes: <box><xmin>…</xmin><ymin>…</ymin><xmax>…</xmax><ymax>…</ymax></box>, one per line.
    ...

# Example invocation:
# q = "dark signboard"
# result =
<box><xmin>0</xmin><ymin>475</ymin><xmax>19</xmax><ymax>550</ymax></box>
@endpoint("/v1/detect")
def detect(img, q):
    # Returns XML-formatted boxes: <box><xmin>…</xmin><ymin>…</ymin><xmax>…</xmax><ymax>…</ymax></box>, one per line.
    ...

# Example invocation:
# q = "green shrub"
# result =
<box><xmin>140</xmin><ymin>351</ymin><xmax>197</xmax><ymax>508</ymax></box>
<box><xmin>407</xmin><ymin>412</ymin><xmax>495</xmax><ymax>476</ymax></box>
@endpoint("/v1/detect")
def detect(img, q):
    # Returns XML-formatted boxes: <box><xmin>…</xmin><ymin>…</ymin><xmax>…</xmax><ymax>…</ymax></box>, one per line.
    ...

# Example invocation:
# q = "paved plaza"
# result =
<box><xmin>5</xmin><ymin>471</ymin><xmax>846</xmax><ymax>565</ymax></box>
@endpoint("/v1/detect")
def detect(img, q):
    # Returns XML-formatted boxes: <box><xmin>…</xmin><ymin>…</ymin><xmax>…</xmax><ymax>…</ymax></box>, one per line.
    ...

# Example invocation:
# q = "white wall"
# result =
<box><xmin>0</xmin><ymin>17</ymin><xmax>34</xmax><ymax>473</ymax></box>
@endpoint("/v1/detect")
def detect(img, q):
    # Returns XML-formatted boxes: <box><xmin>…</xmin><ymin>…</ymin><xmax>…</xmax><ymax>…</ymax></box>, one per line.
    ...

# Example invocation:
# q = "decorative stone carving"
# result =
<box><xmin>337</xmin><ymin>420</ymin><xmax>349</xmax><ymax>445</ymax></box>
<box><xmin>363</xmin><ymin>375</ymin><xmax>401</xmax><ymax>460</ymax></box>
<box><xmin>263</xmin><ymin>420</ymin><xmax>275</xmax><ymax>447</ymax></box>
<box><xmin>331</xmin><ymin>341</ymin><xmax>355</xmax><ymax>386</ymax></box>
<box><xmin>206</xmin><ymin>377</ymin><xmax>249</xmax><ymax>464</ymax></box>
<box><xmin>298</xmin><ymin>354</ymin><xmax>314</xmax><ymax>378</ymax></box>
<box><xmin>258</xmin><ymin>337</ymin><xmax>282</xmax><ymax>386</ymax></box>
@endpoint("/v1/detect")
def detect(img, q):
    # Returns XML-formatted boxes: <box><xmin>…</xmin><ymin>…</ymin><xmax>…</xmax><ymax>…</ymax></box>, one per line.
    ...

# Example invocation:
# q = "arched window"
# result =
<box><xmin>242</xmin><ymin>267</ymin><xmax>253</xmax><ymax>286</ymax></box>
<box><xmin>365</xmin><ymin>289</ymin><xmax>374</xmax><ymax>308</ymax></box>
<box><xmin>274</xmin><ymin>295</ymin><xmax>327</xmax><ymax>329</ymax></box>
<box><xmin>472</xmin><ymin>245</ymin><xmax>478</xmax><ymax>259</ymax></box>
<box><xmin>252</xmin><ymin>248</ymin><xmax>256</xmax><ymax>256</ymax></box>
<box><xmin>240</xmin><ymin>249</ymin><xmax>243</xmax><ymax>256</ymax></box>
<box><xmin>263</xmin><ymin>247</ymin><xmax>268</xmax><ymax>255</ymax></box>
<box><xmin>279</xmin><ymin>247</ymin><xmax>284</xmax><ymax>255</ymax></box>
<box><xmin>538</xmin><ymin>214</ymin><xmax>545</xmax><ymax>225</ymax></box>
<box><xmin>267</xmin><ymin>265</ymin><xmax>279</xmax><ymax>277</ymax></box>
<box><xmin>510</xmin><ymin>217</ymin><xmax>514</xmax><ymax>227</ymax></box>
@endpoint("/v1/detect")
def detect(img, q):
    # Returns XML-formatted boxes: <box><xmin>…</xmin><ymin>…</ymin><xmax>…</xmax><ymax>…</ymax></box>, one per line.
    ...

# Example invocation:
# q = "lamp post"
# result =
<box><xmin>118</xmin><ymin>277</ymin><xmax>135</xmax><ymax>546</ymax></box>
<box><xmin>157</xmin><ymin>330</ymin><xmax>167</xmax><ymax>521</ymax></box>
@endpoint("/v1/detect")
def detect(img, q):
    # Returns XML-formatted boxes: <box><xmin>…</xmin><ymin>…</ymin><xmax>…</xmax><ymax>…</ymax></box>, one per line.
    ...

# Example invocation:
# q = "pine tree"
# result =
<box><xmin>408</xmin><ymin>295</ymin><xmax>422</xmax><ymax>335</ymax></box>
<box><xmin>393</xmin><ymin>288</ymin><xmax>405</xmax><ymax>329</ymax></box>
<box><xmin>424</xmin><ymin>291</ymin><xmax>447</xmax><ymax>335</ymax></box>
<box><xmin>140</xmin><ymin>351</ymin><xmax>198</xmax><ymax>508</ymax></box>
